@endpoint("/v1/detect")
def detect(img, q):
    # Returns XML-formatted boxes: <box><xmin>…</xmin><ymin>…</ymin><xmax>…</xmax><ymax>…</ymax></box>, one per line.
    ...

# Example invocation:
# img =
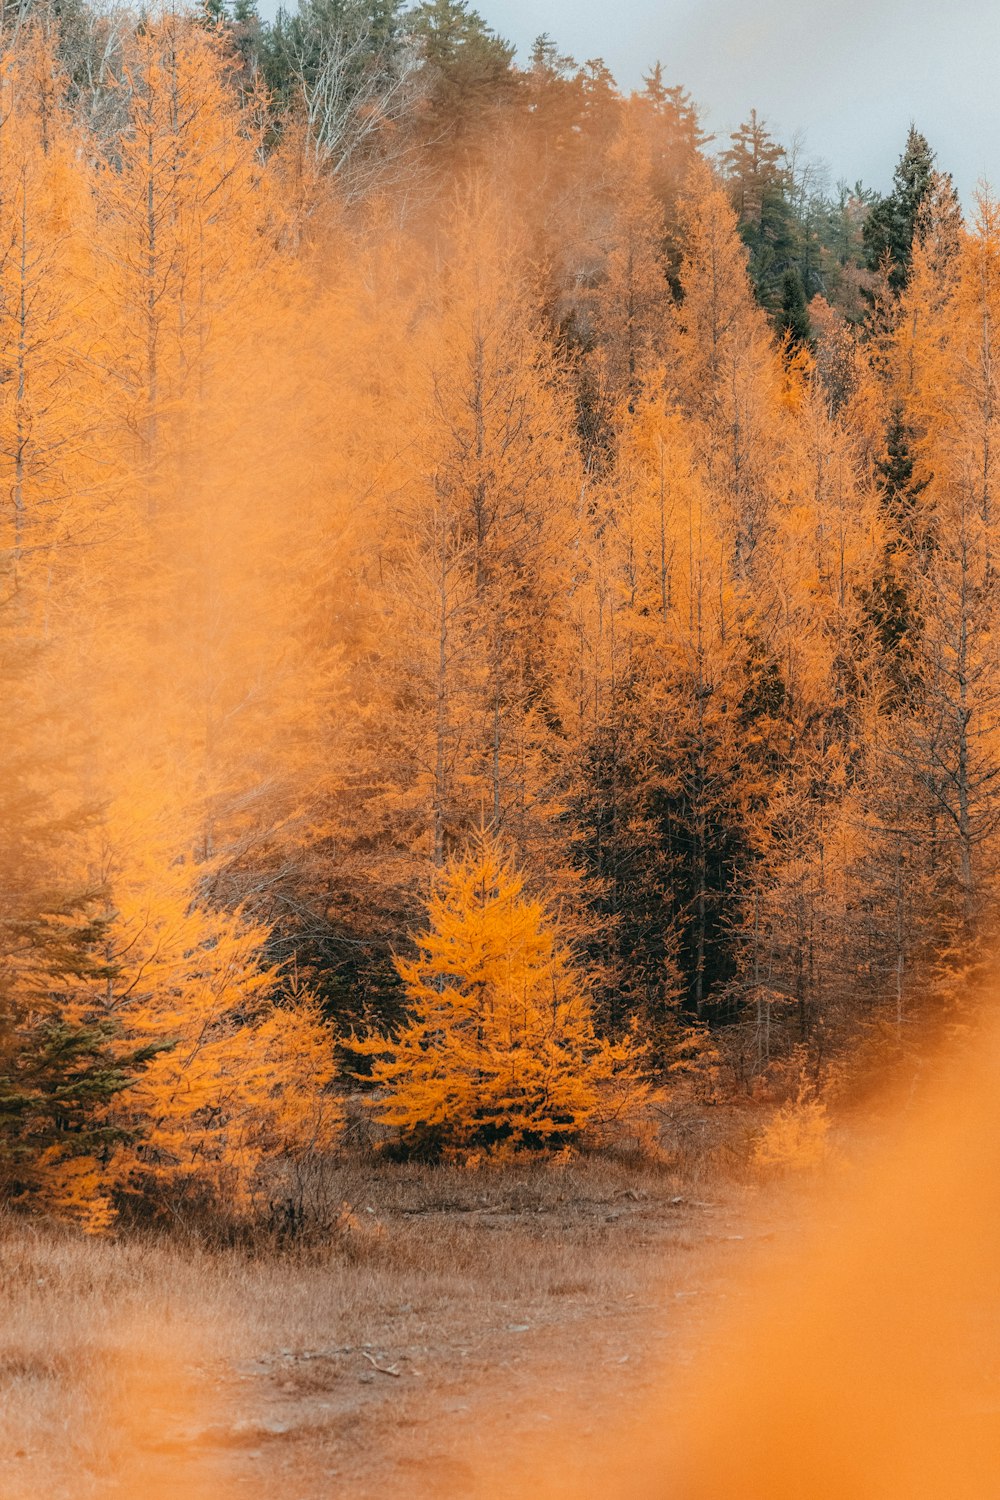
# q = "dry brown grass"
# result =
<box><xmin>0</xmin><ymin>1156</ymin><xmax>763</xmax><ymax>1499</ymax></box>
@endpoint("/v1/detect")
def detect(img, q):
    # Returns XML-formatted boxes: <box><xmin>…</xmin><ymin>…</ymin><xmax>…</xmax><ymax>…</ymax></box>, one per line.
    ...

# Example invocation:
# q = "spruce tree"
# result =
<box><xmin>408</xmin><ymin>0</ymin><xmax>516</xmax><ymax>143</ymax></box>
<box><xmin>777</xmin><ymin>268</ymin><xmax>812</xmax><ymax>351</ymax></box>
<box><xmin>720</xmin><ymin>111</ymin><xmax>800</xmax><ymax>317</ymax></box>
<box><xmin>0</xmin><ymin>1018</ymin><xmax>163</xmax><ymax>1216</ymax></box>
<box><xmin>0</xmin><ymin>639</ymin><xmax>163</xmax><ymax>1220</ymax></box>
<box><xmin>862</xmin><ymin>126</ymin><xmax>939</xmax><ymax>292</ymax></box>
<box><xmin>857</xmin><ymin>403</ymin><xmax>932</xmax><ymax>707</ymax></box>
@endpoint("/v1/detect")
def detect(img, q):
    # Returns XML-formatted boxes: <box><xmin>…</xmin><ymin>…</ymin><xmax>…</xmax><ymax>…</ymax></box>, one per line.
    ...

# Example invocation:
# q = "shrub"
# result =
<box><xmin>752</xmin><ymin>1093</ymin><xmax>832</xmax><ymax>1173</ymax></box>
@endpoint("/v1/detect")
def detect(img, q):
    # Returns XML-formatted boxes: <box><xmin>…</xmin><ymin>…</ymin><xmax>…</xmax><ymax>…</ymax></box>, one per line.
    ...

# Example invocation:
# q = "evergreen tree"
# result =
<box><xmin>634</xmin><ymin>63</ymin><xmax>705</xmax><ymax>287</ymax></box>
<box><xmin>524</xmin><ymin>30</ymin><xmax>583</xmax><ymax>149</ymax></box>
<box><xmin>639</xmin><ymin>60</ymin><xmax>704</xmax><ymax>171</ymax></box>
<box><xmin>0</xmin><ymin>627</ymin><xmax>164</xmax><ymax>1225</ymax></box>
<box><xmin>878</xmin><ymin>405</ymin><xmax>933</xmax><ymax>549</ymax></box>
<box><xmin>720</xmin><ymin>110</ymin><xmax>800</xmax><ymax>317</ymax></box>
<box><xmin>812</xmin><ymin>179</ymin><xmax>878</xmax><ymax>323</ymax></box>
<box><xmin>408</xmin><ymin>0</ymin><xmax>516</xmax><ymax>144</ymax></box>
<box><xmin>0</xmin><ymin>1018</ymin><xmax>162</xmax><ymax>1227</ymax></box>
<box><xmin>862</xmin><ymin>125</ymin><xmax>939</xmax><ymax>292</ymax></box>
<box><xmin>857</xmin><ymin>406</ymin><xmax>932</xmax><ymax>709</ymax></box>
<box><xmin>777</xmin><ymin>267</ymin><xmax>812</xmax><ymax>351</ymax></box>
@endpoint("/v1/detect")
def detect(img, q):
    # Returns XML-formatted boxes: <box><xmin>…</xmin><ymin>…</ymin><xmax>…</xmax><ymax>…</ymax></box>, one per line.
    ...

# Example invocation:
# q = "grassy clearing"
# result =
<box><xmin>0</xmin><ymin>1154</ymin><xmax>764</xmax><ymax>1499</ymax></box>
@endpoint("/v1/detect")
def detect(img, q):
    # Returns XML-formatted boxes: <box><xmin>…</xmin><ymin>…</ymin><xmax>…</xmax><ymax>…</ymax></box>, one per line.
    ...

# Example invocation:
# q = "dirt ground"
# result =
<box><xmin>0</xmin><ymin>1158</ymin><xmax>810</xmax><ymax>1500</ymax></box>
<box><xmin>2</xmin><ymin>1030</ymin><xmax>986</xmax><ymax>1500</ymax></box>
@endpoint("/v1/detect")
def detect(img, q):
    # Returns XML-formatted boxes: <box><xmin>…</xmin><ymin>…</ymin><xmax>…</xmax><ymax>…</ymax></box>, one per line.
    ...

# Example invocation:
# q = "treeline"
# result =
<box><xmin>0</xmin><ymin>0</ymin><xmax>994</xmax><ymax>1223</ymax></box>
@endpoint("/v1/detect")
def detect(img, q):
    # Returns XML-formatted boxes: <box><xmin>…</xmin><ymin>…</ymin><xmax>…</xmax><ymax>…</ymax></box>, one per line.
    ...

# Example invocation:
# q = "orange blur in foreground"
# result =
<box><xmin>517</xmin><ymin>1021</ymin><xmax>1000</xmax><ymax>1500</ymax></box>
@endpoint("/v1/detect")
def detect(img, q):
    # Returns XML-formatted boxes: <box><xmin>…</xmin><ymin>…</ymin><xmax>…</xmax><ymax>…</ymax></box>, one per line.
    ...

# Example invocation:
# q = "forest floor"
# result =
<box><xmin>0</xmin><ymin>1152</ymin><xmax>813</xmax><ymax>1500</ymax></box>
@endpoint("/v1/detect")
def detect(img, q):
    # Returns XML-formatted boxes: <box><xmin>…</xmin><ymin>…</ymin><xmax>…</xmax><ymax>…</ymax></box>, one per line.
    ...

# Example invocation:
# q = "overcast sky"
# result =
<box><xmin>478</xmin><ymin>0</ymin><xmax>999</xmax><ymax>202</ymax></box>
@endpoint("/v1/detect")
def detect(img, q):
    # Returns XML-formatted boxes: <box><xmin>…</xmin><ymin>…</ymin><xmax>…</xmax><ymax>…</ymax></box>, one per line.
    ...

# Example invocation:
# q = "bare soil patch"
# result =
<box><xmin>0</xmin><ymin>1159</ymin><xmax>800</xmax><ymax>1499</ymax></box>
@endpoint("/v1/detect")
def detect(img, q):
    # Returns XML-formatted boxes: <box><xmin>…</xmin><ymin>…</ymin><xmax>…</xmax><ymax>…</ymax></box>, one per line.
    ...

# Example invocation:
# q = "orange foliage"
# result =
<box><xmin>355</xmin><ymin>833</ymin><xmax>646</xmax><ymax>1153</ymax></box>
<box><xmin>2</xmin><ymin>3</ymin><xmax>1000</xmax><ymax>1225</ymax></box>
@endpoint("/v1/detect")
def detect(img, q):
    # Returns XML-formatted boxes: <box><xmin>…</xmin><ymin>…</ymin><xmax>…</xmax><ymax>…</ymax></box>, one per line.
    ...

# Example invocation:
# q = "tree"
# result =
<box><xmin>523</xmin><ymin>32</ymin><xmax>583</xmax><ymax>154</ymax></box>
<box><xmin>357</xmin><ymin>206</ymin><xmax>582</xmax><ymax>895</ymax></box>
<box><xmin>777</xmin><ymin>268</ymin><xmax>812</xmax><ymax>352</ymax></box>
<box><xmin>407</xmin><ymin>0</ymin><xmax>516</xmax><ymax>148</ymax></box>
<box><xmin>636</xmin><ymin>62</ymin><xmax>705</xmax><ymax>226</ymax></box>
<box><xmin>92</xmin><ymin>15</ymin><xmax>315</xmax><ymax>884</ymax></box>
<box><xmin>889</xmin><ymin>196</ymin><xmax>1000</xmax><ymax>961</ymax></box>
<box><xmin>588</xmin><ymin>109</ymin><xmax>672</xmax><ymax>415</ymax></box>
<box><xmin>862</xmin><ymin>126</ymin><xmax>940</xmax><ymax>293</ymax></box>
<box><xmin>814</xmin><ymin>179</ymin><xmax>878</xmax><ymax>324</ymax></box>
<box><xmin>0</xmin><ymin>27</ymin><xmax>103</xmax><ymax>615</ymax></box>
<box><xmin>0</xmin><ymin>601</ymin><xmax>166</xmax><ymax>1227</ymax></box>
<box><xmin>89</xmin><ymin>800</ymin><xmax>344</xmax><ymax>1219</ymax></box>
<box><xmin>720</xmin><ymin>110</ymin><xmax>800</xmax><ymax>318</ymax></box>
<box><xmin>858</xmin><ymin>405</ymin><xmax>930</xmax><ymax>708</ymax></box>
<box><xmin>263</xmin><ymin>0</ymin><xmax>422</xmax><ymax>202</ymax></box>
<box><xmin>568</xmin><ymin>363</ymin><xmax>796</xmax><ymax>1038</ymax></box>
<box><xmin>0</xmin><ymin>1018</ymin><xmax>162</xmax><ymax>1230</ymax></box>
<box><xmin>355</xmin><ymin>833</ymin><xmax>644</xmax><ymax>1153</ymax></box>
<box><xmin>562</xmin><ymin>407</ymin><xmax>688</xmax><ymax>1039</ymax></box>
<box><xmin>672</xmin><ymin>161</ymin><xmax>784</xmax><ymax>578</ymax></box>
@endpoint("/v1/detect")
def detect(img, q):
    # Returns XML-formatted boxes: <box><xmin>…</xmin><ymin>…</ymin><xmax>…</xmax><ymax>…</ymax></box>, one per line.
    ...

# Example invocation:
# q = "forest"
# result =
<box><xmin>0</xmin><ymin>0</ymin><xmax>994</xmax><ymax>1233</ymax></box>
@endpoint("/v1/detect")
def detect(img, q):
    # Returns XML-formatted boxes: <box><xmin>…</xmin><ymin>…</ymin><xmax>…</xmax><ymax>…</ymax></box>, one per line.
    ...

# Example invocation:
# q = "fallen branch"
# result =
<box><xmin>361</xmin><ymin>1351</ymin><xmax>402</xmax><ymax>1378</ymax></box>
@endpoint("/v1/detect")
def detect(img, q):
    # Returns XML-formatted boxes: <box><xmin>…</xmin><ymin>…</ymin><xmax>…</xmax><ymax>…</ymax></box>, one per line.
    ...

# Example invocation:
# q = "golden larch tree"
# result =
<box><xmin>356</xmin><ymin>833</ymin><xmax>645</xmax><ymax>1153</ymax></box>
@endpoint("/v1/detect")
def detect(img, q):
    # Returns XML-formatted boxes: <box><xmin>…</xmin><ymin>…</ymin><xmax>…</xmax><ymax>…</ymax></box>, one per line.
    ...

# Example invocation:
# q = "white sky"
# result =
<box><xmin>483</xmin><ymin>0</ymin><xmax>1000</xmax><ymax>201</ymax></box>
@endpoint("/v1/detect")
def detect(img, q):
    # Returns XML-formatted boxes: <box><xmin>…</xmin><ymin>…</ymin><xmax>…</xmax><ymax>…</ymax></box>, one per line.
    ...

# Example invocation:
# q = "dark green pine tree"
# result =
<box><xmin>0</xmin><ymin>1019</ymin><xmax>163</xmax><ymax>1197</ymax></box>
<box><xmin>408</xmin><ymin>0</ymin><xmax>517</xmax><ymax>145</ymax></box>
<box><xmin>777</xmin><ymin>267</ymin><xmax>812</xmax><ymax>352</ymax></box>
<box><xmin>719</xmin><ymin>111</ymin><xmax>801</xmax><ymax>320</ymax></box>
<box><xmin>879</xmin><ymin>404</ymin><xmax>932</xmax><ymax>550</ymax></box>
<box><xmin>0</xmin><ymin>633</ymin><xmax>164</xmax><ymax>1207</ymax></box>
<box><xmin>524</xmin><ymin>32</ymin><xmax>583</xmax><ymax>149</ymax></box>
<box><xmin>572</xmin><ymin>657</ymin><xmax>769</xmax><ymax>1039</ymax></box>
<box><xmin>640</xmin><ymin>60</ymin><xmax>704</xmax><ymax>157</ymax></box>
<box><xmin>858</xmin><ymin>405</ymin><xmax>930</xmax><ymax>707</ymax></box>
<box><xmin>862</xmin><ymin>125</ymin><xmax>938</xmax><ymax>292</ymax></box>
<box><xmin>577</xmin><ymin>56</ymin><xmax>618</xmax><ymax>149</ymax></box>
<box><xmin>638</xmin><ymin>61</ymin><xmax>708</xmax><ymax>288</ymax></box>
<box><xmin>571</xmin><ymin>713</ymin><xmax>685</xmax><ymax>1058</ymax></box>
